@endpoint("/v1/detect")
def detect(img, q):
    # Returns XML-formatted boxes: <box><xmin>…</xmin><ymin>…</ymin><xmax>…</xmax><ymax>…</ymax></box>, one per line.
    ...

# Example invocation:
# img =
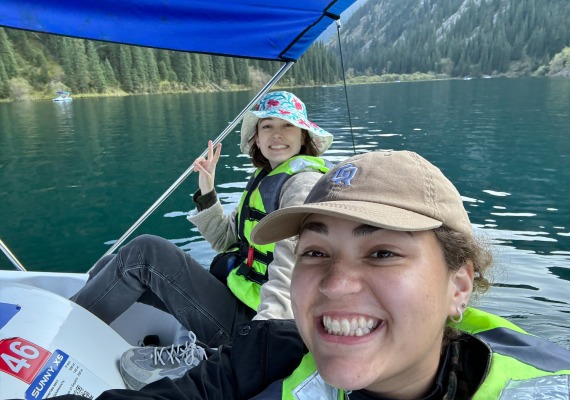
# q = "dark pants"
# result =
<box><xmin>70</xmin><ymin>234</ymin><xmax>256</xmax><ymax>347</ymax></box>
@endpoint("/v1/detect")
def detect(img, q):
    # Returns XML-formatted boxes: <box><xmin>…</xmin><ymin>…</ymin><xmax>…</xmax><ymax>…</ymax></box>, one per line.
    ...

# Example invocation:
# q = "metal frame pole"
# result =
<box><xmin>0</xmin><ymin>239</ymin><xmax>27</xmax><ymax>271</ymax></box>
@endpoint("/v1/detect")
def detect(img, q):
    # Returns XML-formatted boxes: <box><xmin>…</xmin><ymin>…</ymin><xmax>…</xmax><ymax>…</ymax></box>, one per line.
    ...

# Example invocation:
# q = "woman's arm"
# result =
<box><xmin>187</xmin><ymin>200</ymin><xmax>238</xmax><ymax>252</ymax></box>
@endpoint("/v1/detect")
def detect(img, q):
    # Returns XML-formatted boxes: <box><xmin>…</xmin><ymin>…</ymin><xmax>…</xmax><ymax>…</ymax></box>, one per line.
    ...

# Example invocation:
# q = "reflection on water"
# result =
<box><xmin>1</xmin><ymin>78</ymin><xmax>569</xmax><ymax>344</ymax></box>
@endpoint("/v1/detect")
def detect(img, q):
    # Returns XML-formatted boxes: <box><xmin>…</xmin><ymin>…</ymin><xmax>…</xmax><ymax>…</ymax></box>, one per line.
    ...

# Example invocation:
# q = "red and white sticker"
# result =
<box><xmin>0</xmin><ymin>338</ymin><xmax>51</xmax><ymax>384</ymax></box>
<box><xmin>1</xmin><ymin>337</ymin><xmax>110</xmax><ymax>399</ymax></box>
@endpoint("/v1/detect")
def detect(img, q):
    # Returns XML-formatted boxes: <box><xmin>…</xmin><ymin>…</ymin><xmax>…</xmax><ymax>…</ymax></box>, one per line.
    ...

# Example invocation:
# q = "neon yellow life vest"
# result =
<box><xmin>457</xmin><ymin>308</ymin><xmax>570</xmax><ymax>399</ymax></box>
<box><xmin>226</xmin><ymin>155</ymin><xmax>330</xmax><ymax>310</ymax></box>
<box><xmin>277</xmin><ymin>308</ymin><xmax>570</xmax><ymax>399</ymax></box>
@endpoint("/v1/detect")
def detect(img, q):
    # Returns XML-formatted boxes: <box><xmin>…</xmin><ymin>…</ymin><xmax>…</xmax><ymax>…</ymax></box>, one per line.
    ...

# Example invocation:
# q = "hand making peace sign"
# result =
<box><xmin>193</xmin><ymin>140</ymin><xmax>222</xmax><ymax>195</ymax></box>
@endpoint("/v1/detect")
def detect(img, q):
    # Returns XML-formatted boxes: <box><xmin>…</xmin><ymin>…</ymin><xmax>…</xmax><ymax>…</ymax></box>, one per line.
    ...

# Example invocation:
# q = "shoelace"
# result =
<box><xmin>151</xmin><ymin>331</ymin><xmax>208</xmax><ymax>366</ymax></box>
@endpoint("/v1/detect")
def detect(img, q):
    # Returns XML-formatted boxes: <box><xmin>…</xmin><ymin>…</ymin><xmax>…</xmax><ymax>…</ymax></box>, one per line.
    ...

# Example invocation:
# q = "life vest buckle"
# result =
<box><xmin>247</xmin><ymin>246</ymin><xmax>254</xmax><ymax>267</ymax></box>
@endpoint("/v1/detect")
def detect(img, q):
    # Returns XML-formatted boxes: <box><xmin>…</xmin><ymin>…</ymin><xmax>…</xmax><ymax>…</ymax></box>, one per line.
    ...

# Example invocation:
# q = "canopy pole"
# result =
<box><xmin>101</xmin><ymin>61</ymin><xmax>296</xmax><ymax>260</ymax></box>
<box><xmin>0</xmin><ymin>238</ymin><xmax>27</xmax><ymax>271</ymax></box>
<box><xmin>336</xmin><ymin>19</ymin><xmax>355</xmax><ymax>155</ymax></box>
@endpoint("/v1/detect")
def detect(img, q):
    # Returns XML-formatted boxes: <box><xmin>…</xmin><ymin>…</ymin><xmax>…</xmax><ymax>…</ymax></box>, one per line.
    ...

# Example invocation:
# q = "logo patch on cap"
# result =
<box><xmin>331</xmin><ymin>163</ymin><xmax>357</xmax><ymax>185</ymax></box>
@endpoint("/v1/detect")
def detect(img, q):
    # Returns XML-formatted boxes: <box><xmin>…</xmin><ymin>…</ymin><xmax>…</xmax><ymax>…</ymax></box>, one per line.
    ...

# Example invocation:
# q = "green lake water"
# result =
<box><xmin>1</xmin><ymin>78</ymin><xmax>569</xmax><ymax>345</ymax></box>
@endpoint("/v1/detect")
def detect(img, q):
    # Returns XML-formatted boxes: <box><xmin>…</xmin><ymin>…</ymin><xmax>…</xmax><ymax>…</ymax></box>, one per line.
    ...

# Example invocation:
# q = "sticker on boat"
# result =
<box><xmin>0</xmin><ymin>282</ymin><xmax>129</xmax><ymax>398</ymax></box>
<box><xmin>0</xmin><ymin>337</ymin><xmax>110</xmax><ymax>399</ymax></box>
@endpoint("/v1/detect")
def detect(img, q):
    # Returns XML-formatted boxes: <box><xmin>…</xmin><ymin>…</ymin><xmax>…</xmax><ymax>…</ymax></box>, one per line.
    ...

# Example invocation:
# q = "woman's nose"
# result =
<box><xmin>319</xmin><ymin>260</ymin><xmax>362</xmax><ymax>298</ymax></box>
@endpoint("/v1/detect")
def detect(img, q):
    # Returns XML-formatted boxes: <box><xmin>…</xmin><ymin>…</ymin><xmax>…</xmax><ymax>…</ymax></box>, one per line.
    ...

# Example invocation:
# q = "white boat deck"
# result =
<box><xmin>0</xmin><ymin>270</ymin><xmax>184</xmax><ymax>346</ymax></box>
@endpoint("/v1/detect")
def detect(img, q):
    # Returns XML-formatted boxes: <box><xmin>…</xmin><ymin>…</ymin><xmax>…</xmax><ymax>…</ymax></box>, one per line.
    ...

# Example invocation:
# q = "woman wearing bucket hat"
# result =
<box><xmin>68</xmin><ymin>91</ymin><xmax>334</xmax><ymax>390</ymax></box>
<box><xmin>54</xmin><ymin>150</ymin><xmax>570</xmax><ymax>400</ymax></box>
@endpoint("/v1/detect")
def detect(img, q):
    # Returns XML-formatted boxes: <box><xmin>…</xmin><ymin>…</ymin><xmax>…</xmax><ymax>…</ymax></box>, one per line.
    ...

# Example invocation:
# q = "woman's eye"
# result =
<box><xmin>301</xmin><ymin>249</ymin><xmax>326</xmax><ymax>257</ymax></box>
<box><xmin>371</xmin><ymin>250</ymin><xmax>396</xmax><ymax>258</ymax></box>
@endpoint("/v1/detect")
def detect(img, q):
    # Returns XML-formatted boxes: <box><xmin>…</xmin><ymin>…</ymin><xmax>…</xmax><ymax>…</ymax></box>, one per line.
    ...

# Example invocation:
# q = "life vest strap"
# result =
<box><xmin>236</xmin><ymin>262</ymin><xmax>268</xmax><ymax>285</ymax></box>
<box><xmin>246</xmin><ymin>209</ymin><xmax>267</xmax><ymax>221</ymax></box>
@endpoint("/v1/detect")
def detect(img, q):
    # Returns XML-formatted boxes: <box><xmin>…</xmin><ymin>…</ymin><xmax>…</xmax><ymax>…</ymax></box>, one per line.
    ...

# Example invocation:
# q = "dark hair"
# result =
<box><xmin>434</xmin><ymin>226</ymin><xmax>492</xmax><ymax>294</ymax></box>
<box><xmin>248</xmin><ymin>127</ymin><xmax>320</xmax><ymax>170</ymax></box>
<box><xmin>434</xmin><ymin>226</ymin><xmax>493</xmax><ymax>344</ymax></box>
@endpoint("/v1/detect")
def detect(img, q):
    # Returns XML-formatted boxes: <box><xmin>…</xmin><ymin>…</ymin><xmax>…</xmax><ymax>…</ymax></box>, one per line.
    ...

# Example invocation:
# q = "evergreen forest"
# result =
<box><xmin>0</xmin><ymin>27</ymin><xmax>339</xmax><ymax>101</ymax></box>
<box><xmin>336</xmin><ymin>0</ymin><xmax>570</xmax><ymax>79</ymax></box>
<box><xmin>1</xmin><ymin>0</ymin><xmax>569</xmax><ymax>101</ymax></box>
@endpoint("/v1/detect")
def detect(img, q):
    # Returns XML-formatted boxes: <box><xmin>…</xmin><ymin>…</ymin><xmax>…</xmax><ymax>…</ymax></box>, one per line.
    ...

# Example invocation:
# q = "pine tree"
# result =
<box><xmin>234</xmin><ymin>58</ymin><xmax>250</xmax><ymax>85</ymax></box>
<box><xmin>171</xmin><ymin>52</ymin><xmax>192</xmax><ymax>88</ymax></box>
<box><xmin>86</xmin><ymin>41</ymin><xmax>106</xmax><ymax>93</ymax></box>
<box><xmin>119</xmin><ymin>46</ymin><xmax>134</xmax><ymax>92</ymax></box>
<box><xmin>156</xmin><ymin>50</ymin><xmax>175</xmax><ymax>81</ymax></box>
<box><xmin>144</xmin><ymin>48</ymin><xmax>160</xmax><ymax>93</ymax></box>
<box><xmin>0</xmin><ymin>28</ymin><xmax>18</xmax><ymax>77</ymax></box>
<box><xmin>212</xmin><ymin>56</ymin><xmax>225</xmax><ymax>83</ymax></box>
<box><xmin>191</xmin><ymin>54</ymin><xmax>204</xmax><ymax>86</ymax></box>
<box><xmin>34</xmin><ymin>63</ymin><xmax>50</xmax><ymax>90</ymax></box>
<box><xmin>200</xmin><ymin>54</ymin><xmax>214</xmax><ymax>83</ymax></box>
<box><xmin>59</xmin><ymin>38</ymin><xmax>75</xmax><ymax>86</ymax></box>
<box><xmin>103</xmin><ymin>58</ymin><xmax>118</xmax><ymax>87</ymax></box>
<box><xmin>131</xmin><ymin>46</ymin><xmax>149</xmax><ymax>92</ymax></box>
<box><xmin>0</xmin><ymin>58</ymin><xmax>9</xmax><ymax>97</ymax></box>
<box><xmin>72</xmin><ymin>40</ymin><xmax>90</xmax><ymax>92</ymax></box>
<box><xmin>225</xmin><ymin>57</ymin><xmax>237</xmax><ymax>83</ymax></box>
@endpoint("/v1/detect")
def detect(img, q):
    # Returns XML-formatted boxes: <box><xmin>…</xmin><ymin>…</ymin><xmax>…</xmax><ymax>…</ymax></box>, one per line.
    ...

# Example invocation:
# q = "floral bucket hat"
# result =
<box><xmin>240</xmin><ymin>91</ymin><xmax>333</xmax><ymax>156</ymax></box>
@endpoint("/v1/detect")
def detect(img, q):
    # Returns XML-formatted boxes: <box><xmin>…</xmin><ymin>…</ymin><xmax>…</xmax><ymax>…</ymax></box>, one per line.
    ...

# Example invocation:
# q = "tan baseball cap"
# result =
<box><xmin>251</xmin><ymin>150</ymin><xmax>472</xmax><ymax>245</ymax></box>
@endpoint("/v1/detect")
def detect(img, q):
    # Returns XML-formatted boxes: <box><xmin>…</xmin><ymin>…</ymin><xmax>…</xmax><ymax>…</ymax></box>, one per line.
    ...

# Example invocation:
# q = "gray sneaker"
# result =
<box><xmin>119</xmin><ymin>331</ymin><xmax>208</xmax><ymax>390</ymax></box>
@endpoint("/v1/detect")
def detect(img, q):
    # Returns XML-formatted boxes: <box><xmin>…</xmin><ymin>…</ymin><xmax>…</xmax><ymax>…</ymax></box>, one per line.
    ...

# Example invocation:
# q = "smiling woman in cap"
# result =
<box><xmin>248</xmin><ymin>150</ymin><xmax>570</xmax><ymax>399</ymax></box>
<box><xmin>69</xmin><ymin>90</ymin><xmax>334</xmax><ymax>390</ymax></box>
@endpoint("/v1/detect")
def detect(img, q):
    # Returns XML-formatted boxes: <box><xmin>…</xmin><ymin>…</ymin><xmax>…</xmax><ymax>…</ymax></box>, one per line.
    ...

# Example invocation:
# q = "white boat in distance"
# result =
<box><xmin>52</xmin><ymin>90</ymin><xmax>72</xmax><ymax>102</ymax></box>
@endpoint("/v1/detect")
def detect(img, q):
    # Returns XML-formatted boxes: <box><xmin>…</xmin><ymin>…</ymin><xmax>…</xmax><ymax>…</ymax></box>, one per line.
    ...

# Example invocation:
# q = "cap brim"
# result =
<box><xmin>251</xmin><ymin>201</ymin><xmax>443</xmax><ymax>245</ymax></box>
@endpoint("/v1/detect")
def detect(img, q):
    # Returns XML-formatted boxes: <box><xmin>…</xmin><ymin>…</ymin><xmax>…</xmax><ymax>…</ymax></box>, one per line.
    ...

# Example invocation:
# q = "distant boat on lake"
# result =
<box><xmin>53</xmin><ymin>90</ymin><xmax>72</xmax><ymax>102</ymax></box>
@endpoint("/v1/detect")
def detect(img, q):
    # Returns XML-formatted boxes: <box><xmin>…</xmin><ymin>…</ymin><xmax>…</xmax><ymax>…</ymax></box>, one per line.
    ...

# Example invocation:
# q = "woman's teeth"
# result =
<box><xmin>322</xmin><ymin>315</ymin><xmax>379</xmax><ymax>336</ymax></box>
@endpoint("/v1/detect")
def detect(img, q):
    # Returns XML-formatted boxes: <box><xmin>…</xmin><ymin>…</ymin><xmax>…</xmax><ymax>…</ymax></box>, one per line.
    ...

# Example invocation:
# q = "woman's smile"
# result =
<box><xmin>321</xmin><ymin>314</ymin><xmax>380</xmax><ymax>337</ymax></box>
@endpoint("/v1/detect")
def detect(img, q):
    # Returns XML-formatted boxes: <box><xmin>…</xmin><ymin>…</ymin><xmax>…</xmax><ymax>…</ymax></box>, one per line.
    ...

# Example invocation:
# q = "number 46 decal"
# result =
<box><xmin>0</xmin><ymin>338</ymin><xmax>51</xmax><ymax>383</ymax></box>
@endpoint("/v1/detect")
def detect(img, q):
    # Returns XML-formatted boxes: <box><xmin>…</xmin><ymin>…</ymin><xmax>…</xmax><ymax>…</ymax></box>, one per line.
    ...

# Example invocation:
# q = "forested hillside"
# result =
<box><xmin>334</xmin><ymin>0</ymin><xmax>570</xmax><ymax>78</ymax></box>
<box><xmin>0</xmin><ymin>28</ymin><xmax>340</xmax><ymax>101</ymax></box>
<box><xmin>1</xmin><ymin>0</ymin><xmax>569</xmax><ymax>101</ymax></box>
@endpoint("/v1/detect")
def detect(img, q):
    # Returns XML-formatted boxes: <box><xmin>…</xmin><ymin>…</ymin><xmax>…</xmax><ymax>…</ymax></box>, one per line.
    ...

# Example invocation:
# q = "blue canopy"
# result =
<box><xmin>0</xmin><ymin>0</ymin><xmax>355</xmax><ymax>61</ymax></box>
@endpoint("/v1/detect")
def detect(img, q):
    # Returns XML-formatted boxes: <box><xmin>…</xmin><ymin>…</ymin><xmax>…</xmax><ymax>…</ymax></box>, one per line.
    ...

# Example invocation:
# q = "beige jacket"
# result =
<box><xmin>187</xmin><ymin>170</ymin><xmax>323</xmax><ymax>320</ymax></box>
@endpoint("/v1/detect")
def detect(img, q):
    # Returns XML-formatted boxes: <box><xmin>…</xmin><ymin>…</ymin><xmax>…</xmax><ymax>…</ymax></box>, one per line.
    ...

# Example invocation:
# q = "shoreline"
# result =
<box><xmin>2</xmin><ymin>74</ymin><xmax>567</xmax><ymax>103</ymax></box>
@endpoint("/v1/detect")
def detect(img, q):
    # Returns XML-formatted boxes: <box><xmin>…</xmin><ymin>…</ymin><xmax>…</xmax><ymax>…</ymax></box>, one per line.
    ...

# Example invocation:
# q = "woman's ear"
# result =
<box><xmin>450</xmin><ymin>261</ymin><xmax>474</xmax><ymax>310</ymax></box>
